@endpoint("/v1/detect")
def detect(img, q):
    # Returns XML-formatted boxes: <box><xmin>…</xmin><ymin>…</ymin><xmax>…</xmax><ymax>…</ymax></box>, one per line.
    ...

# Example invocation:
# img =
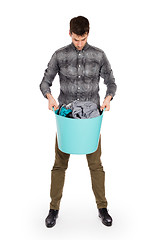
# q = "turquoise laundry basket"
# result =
<box><xmin>52</xmin><ymin>107</ymin><xmax>105</xmax><ymax>154</ymax></box>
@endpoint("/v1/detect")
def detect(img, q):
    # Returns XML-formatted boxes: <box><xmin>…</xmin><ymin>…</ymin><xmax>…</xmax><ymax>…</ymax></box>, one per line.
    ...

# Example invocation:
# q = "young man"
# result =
<box><xmin>40</xmin><ymin>16</ymin><xmax>117</xmax><ymax>228</ymax></box>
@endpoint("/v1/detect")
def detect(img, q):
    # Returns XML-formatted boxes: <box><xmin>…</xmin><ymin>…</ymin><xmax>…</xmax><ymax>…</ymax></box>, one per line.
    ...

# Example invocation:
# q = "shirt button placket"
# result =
<box><xmin>77</xmin><ymin>51</ymin><xmax>82</xmax><ymax>101</ymax></box>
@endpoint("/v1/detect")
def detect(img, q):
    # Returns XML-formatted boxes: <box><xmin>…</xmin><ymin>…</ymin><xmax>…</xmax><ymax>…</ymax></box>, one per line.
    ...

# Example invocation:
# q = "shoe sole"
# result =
<box><xmin>46</xmin><ymin>222</ymin><xmax>56</xmax><ymax>228</ymax></box>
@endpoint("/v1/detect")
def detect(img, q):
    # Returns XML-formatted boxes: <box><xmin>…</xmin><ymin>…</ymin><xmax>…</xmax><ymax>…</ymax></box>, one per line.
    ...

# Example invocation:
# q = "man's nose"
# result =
<box><xmin>78</xmin><ymin>41</ymin><xmax>82</xmax><ymax>47</ymax></box>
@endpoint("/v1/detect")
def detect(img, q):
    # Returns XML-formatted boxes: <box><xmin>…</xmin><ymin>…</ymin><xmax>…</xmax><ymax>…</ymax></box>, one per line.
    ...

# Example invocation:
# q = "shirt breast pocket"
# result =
<box><xmin>60</xmin><ymin>65</ymin><xmax>77</xmax><ymax>79</ymax></box>
<box><xmin>84</xmin><ymin>61</ymin><xmax>100</xmax><ymax>78</ymax></box>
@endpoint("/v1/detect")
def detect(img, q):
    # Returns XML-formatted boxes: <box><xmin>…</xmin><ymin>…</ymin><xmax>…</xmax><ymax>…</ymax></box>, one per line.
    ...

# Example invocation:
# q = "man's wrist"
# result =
<box><xmin>46</xmin><ymin>93</ymin><xmax>53</xmax><ymax>99</ymax></box>
<box><xmin>105</xmin><ymin>95</ymin><xmax>112</xmax><ymax>101</ymax></box>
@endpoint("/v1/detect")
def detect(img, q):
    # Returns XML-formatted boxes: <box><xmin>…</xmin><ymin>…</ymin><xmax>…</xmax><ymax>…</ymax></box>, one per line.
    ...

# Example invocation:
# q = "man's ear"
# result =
<box><xmin>69</xmin><ymin>30</ymin><xmax>71</xmax><ymax>37</ymax></box>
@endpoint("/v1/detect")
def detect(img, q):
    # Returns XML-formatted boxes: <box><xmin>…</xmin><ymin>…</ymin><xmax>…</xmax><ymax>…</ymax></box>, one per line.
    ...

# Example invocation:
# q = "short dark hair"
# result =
<box><xmin>70</xmin><ymin>16</ymin><xmax>90</xmax><ymax>36</ymax></box>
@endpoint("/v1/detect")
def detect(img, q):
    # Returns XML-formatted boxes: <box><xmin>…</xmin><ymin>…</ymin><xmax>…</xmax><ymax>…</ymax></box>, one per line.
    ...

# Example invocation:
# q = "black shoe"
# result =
<box><xmin>45</xmin><ymin>209</ymin><xmax>59</xmax><ymax>228</ymax></box>
<box><xmin>98</xmin><ymin>208</ymin><xmax>113</xmax><ymax>226</ymax></box>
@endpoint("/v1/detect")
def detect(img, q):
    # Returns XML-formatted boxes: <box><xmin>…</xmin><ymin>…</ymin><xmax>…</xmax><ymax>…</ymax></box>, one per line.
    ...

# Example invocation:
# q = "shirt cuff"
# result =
<box><xmin>44</xmin><ymin>90</ymin><xmax>51</xmax><ymax>99</ymax></box>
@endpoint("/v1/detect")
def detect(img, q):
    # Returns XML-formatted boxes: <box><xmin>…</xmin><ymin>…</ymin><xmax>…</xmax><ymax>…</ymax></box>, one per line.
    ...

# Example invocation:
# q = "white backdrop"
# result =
<box><xmin>0</xmin><ymin>0</ymin><xmax>157</xmax><ymax>239</ymax></box>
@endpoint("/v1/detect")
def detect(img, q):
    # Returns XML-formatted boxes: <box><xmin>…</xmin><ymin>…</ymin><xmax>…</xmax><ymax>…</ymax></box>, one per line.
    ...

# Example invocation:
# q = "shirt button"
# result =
<box><xmin>78</xmin><ymin>65</ymin><xmax>81</xmax><ymax>67</ymax></box>
<box><xmin>78</xmin><ymin>76</ymin><xmax>81</xmax><ymax>78</ymax></box>
<box><xmin>78</xmin><ymin>87</ymin><xmax>80</xmax><ymax>89</ymax></box>
<box><xmin>77</xmin><ymin>98</ymin><xmax>79</xmax><ymax>100</ymax></box>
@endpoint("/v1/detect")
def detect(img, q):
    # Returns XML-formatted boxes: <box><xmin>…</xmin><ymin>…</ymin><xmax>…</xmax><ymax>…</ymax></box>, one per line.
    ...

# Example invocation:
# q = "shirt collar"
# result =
<box><xmin>70</xmin><ymin>42</ymin><xmax>90</xmax><ymax>52</ymax></box>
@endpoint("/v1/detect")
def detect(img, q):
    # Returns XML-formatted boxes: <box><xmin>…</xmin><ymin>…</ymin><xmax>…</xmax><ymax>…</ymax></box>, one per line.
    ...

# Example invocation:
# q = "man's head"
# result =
<box><xmin>69</xmin><ymin>16</ymin><xmax>90</xmax><ymax>51</ymax></box>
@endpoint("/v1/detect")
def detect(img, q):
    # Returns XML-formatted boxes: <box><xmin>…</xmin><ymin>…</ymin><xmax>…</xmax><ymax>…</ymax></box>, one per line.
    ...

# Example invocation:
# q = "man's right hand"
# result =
<box><xmin>46</xmin><ymin>93</ymin><xmax>59</xmax><ymax>111</ymax></box>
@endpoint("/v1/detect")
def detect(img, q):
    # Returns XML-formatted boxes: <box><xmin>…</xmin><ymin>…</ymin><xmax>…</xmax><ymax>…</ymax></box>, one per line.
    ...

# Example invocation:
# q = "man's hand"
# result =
<box><xmin>100</xmin><ymin>95</ymin><xmax>112</xmax><ymax>111</ymax></box>
<box><xmin>46</xmin><ymin>93</ymin><xmax>59</xmax><ymax>111</ymax></box>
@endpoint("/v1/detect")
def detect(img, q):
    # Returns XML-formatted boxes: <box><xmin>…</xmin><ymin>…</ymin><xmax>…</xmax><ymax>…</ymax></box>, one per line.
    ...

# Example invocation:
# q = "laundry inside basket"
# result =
<box><xmin>56</xmin><ymin>100</ymin><xmax>102</xmax><ymax>119</ymax></box>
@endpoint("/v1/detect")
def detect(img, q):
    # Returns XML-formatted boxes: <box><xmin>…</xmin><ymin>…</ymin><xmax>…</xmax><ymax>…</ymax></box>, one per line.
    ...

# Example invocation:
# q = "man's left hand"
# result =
<box><xmin>100</xmin><ymin>95</ymin><xmax>112</xmax><ymax>111</ymax></box>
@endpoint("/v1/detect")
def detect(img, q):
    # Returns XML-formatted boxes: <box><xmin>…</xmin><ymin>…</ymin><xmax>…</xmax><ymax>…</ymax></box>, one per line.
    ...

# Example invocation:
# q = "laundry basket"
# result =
<box><xmin>52</xmin><ymin>107</ymin><xmax>105</xmax><ymax>154</ymax></box>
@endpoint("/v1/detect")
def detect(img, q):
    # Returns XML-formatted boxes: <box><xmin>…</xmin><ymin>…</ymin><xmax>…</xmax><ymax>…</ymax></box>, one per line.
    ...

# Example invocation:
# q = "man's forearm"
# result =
<box><xmin>46</xmin><ymin>93</ymin><xmax>54</xmax><ymax>100</ymax></box>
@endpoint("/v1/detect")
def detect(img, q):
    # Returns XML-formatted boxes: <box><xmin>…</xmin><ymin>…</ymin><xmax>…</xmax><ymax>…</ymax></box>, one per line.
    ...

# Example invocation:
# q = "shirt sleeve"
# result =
<box><xmin>39</xmin><ymin>51</ymin><xmax>59</xmax><ymax>98</ymax></box>
<box><xmin>100</xmin><ymin>51</ymin><xmax>117</xmax><ymax>100</ymax></box>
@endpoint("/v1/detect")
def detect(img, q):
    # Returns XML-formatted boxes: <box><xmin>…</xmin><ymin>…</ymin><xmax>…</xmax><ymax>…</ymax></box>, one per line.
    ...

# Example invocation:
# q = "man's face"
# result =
<box><xmin>69</xmin><ymin>31</ymin><xmax>89</xmax><ymax>51</ymax></box>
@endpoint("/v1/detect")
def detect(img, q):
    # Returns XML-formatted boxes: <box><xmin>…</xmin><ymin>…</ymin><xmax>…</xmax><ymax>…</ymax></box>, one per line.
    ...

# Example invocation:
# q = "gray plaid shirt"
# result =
<box><xmin>40</xmin><ymin>42</ymin><xmax>117</xmax><ymax>108</ymax></box>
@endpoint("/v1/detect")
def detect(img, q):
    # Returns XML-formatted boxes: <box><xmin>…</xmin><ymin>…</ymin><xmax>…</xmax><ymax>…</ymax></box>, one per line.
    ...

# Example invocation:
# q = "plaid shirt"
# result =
<box><xmin>40</xmin><ymin>42</ymin><xmax>117</xmax><ymax>108</ymax></box>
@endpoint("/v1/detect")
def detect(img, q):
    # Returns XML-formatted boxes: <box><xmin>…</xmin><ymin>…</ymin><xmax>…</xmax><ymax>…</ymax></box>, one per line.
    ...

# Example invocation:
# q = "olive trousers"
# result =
<box><xmin>50</xmin><ymin>133</ymin><xmax>108</xmax><ymax>210</ymax></box>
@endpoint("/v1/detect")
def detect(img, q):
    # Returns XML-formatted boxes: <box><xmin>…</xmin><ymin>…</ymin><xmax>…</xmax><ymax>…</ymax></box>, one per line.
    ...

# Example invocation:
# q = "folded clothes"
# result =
<box><xmin>57</xmin><ymin>100</ymin><xmax>101</xmax><ymax>119</ymax></box>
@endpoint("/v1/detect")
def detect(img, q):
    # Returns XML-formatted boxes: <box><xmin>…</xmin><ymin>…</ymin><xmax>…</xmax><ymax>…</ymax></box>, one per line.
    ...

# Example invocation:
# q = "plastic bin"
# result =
<box><xmin>53</xmin><ymin>107</ymin><xmax>105</xmax><ymax>154</ymax></box>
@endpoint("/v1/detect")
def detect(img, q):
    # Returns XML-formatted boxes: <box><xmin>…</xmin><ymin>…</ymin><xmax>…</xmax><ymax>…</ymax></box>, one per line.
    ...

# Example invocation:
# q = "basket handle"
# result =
<box><xmin>52</xmin><ymin>107</ymin><xmax>56</xmax><ymax>113</ymax></box>
<box><xmin>102</xmin><ymin>107</ymin><xmax>106</xmax><ymax>112</ymax></box>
